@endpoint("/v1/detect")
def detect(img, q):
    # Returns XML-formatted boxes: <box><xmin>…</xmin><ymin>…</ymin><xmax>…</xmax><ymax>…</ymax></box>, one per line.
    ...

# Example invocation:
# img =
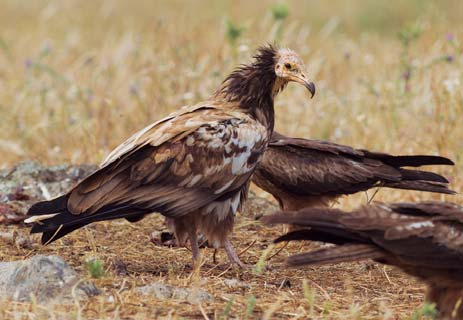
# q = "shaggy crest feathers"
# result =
<box><xmin>215</xmin><ymin>44</ymin><xmax>278</xmax><ymax>105</ymax></box>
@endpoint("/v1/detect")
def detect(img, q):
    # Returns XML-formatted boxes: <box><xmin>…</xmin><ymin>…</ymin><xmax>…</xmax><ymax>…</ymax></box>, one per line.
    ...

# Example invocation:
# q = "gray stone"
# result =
<box><xmin>0</xmin><ymin>255</ymin><xmax>99</xmax><ymax>303</ymax></box>
<box><xmin>223</xmin><ymin>278</ymin><xmax>251</xmax><ymax>289</ymax></box>
<box><xmin>241</xmin><ymin>190</ymin><xmax>278</xmax><ymax>218</ymax></box>
<box><xmin>0</xmin><ymin>161</ymin><xmax>97</xmax><ymax>225</ymax></box>
<box><xmin>137</xmin><ymin>282</ymin><xmax>212</xmax><ymax>304</ymax></box>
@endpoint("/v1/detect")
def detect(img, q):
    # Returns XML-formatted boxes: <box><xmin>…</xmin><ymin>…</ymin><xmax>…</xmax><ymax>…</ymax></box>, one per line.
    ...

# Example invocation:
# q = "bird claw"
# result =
<box><xmin>224</xmin><ymin>239</ymin><xmax>250</xmax><ymax>269</ymax></box>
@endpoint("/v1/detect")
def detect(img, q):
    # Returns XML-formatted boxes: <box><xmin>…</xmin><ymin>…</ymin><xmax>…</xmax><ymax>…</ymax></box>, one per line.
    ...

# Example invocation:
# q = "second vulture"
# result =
<box><xmin>252</xmin><ymin>132</ymin><xmax>455</xmax><ymax>211</ymax></box>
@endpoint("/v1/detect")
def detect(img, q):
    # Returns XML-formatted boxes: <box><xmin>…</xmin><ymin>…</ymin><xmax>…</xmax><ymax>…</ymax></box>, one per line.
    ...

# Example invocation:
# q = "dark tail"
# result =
<box><xmin>382</xmin><ymin>168</ymin><xmax>456</xmax><ymax>195</ymax></box>
<box><xmin>27</xmin><ymin>197</ymin><xmax>149</xmax><ymax>245</ymax></box>
<box><xmin>361</xmin><ymin>152</ymin><xmax>454</xmax><ymax>167</ymax></box>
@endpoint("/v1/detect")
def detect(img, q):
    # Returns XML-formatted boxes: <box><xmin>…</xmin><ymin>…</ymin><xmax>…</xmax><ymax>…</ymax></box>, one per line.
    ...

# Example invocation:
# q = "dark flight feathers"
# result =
<box><xmin>262</xmin><ymin>201</ymin><xmax>463</xmax><ymax>269</ymax></box>
<box><xmin>252</xmin><ymin>132</ymin><xmax>455</xmax><ymax>210</ymax></box>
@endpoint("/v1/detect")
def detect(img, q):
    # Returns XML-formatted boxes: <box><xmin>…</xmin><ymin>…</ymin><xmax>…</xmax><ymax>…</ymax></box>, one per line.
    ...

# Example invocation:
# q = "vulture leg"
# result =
<box><xmin>224</xmin><ymin>239</ymin><xmax>247</xmax><ymax>268</ymax></box>
<box><xmin>212</xmin><ymin>249</ymin><xmax>218</xmax><ymax>264</ymax></box>
<box><xmin>188</xmin><ymin>228</ymin><xmax>201</xmax><ymax>263</ymax></box>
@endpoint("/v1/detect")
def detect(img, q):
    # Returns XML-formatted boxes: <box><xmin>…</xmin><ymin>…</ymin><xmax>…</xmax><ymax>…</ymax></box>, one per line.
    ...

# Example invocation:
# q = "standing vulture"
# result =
<box><xmin>253</xmin><ymin>132</ymin><xmax>454</xmax><ymax>211</ymax></box>
<box><xmin>25</xmin><ymin>45</ymin><xmax>316</xmax><ymax>267</ymax></box>
<box><xmin>262</xmin><ymin>202</ymin><xmax>463</xmax><ymax>319</ymax></box>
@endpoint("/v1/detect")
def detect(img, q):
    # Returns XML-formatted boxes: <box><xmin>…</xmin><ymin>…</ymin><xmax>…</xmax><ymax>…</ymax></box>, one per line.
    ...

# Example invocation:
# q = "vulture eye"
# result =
<box><xmin>284</xmin><ymin>63</ymin><xmax>292</xmax><ymax>70</ymax></box>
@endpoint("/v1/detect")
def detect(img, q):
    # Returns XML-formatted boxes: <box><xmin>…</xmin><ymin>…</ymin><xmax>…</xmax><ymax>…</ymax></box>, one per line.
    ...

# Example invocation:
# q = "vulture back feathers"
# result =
<box><xmin>252</xmin><ymin>132</ymin><xmax>455</xmax><ymax>210</ymax></box>
<box><xmin>263</xmin><ymin>201</ymin><xmax>463</xmax><ymax>319</ymax></box>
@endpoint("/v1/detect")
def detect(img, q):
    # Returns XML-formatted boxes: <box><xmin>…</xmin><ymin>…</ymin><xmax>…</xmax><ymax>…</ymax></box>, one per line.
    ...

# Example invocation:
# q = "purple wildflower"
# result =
<box><xmin>402</xmin><ymin>69</ymin><xmax>411</xmax><ymax>81</ymax></box>
<box><xmin>445</xmin><ymin>55</ymin><xmax>454</xmax><ymax>63</ymax></box>
<box><xmin>25</xmin><ymin>59</ymin><xmax>32</xmax><ymax>69</ymax></box>
<box><xmin>130</xmin><ymin>84</ymin><xmax>139</xmax><ymax>96</ymax></box>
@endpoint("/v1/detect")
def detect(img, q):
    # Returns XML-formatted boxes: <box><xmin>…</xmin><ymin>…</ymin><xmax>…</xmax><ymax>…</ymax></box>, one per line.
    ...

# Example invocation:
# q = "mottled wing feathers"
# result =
<box><xmin>67</xmin><ymin>112</ymin><xmax>266</xmax><ymax>218</ymax></box>
<box><xmin>62</xmin><ymin>106</ymin><xmax>265</xmax><ymax>215</ymax></box>
<box><xmin>28</xmin><ymin>103</ymin><xmax>268</xmax><ymax>243</ymax></box>
<box><xmin>100</xmin><ymin>102</ymin><xmax>227</xmax><ymax>168</ymax></box>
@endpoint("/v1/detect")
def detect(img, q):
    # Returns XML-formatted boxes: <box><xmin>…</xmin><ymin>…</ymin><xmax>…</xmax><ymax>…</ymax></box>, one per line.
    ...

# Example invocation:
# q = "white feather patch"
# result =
<box><xmin>24</xmin><ymin>213</ymin><xmax>59</xmax><ymax>224</ymax></box>
<box><xmin>215</xmin><ymin>179</ymin><xmax>235</xmax><ymax>194</ymax></box>
<box><xmin>405</xmin><ymin>221</ymin><xmax>434</xmax><ymax>230</ymax></box>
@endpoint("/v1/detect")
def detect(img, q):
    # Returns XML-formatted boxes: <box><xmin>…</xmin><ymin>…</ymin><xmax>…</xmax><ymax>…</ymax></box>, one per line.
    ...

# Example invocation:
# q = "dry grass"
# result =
<box><xmin>0</xmin><ymin>210</ymin><xmax>428</xmax><ymax>319</ymax></box>
<box><xmin>0</xmin><ymin>0</ymin><xmax>462</xmax><ymax>319</ymax></box>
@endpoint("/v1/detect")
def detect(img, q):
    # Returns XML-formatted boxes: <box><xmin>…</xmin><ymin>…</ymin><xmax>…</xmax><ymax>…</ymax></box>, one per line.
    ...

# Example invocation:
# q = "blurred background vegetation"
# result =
<box><xmin>0</xmin><ymin>1</ymin><xmax>461</xmax><ymax>195</ymax></box>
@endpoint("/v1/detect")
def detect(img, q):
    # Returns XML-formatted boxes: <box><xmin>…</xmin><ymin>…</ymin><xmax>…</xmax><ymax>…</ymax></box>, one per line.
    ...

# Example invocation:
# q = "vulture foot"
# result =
<box><xmin>224</xmin><ymin>240</ymin><xmax>249</xmax><ymax>268</ymax></box>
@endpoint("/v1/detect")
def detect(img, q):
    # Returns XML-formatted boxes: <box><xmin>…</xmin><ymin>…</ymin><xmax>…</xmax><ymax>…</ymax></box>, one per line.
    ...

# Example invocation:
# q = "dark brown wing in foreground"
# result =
<box><xmin>253</xmin><ymin>132</ymin><xmax>454</xmax><ymax>210</ymax></box>
<box><xmin>263</xmin><ymin>202</ymin><xmax>463</xmax><ymax>269</ymax></box>
<box><xmin>263</xmin><ymin>202</ymin><xmax>463</xmax><ymax>318</ymax></box>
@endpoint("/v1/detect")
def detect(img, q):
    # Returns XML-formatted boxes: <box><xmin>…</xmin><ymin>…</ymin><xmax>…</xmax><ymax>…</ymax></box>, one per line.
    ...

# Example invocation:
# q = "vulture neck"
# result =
<box><xmin>214</xmin><ymin>49</ymin><xmax>284</xmax><ymax>132</ymax></box>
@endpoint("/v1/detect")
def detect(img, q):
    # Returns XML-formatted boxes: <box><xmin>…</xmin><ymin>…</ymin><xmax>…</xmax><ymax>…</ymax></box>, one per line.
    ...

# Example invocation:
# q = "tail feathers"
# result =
<box><xmin>362</xmin><ymin>152</ymin><xmax>454</xmax><ymax>167</ymax></box>
<box><xmin>29</xmin><ymin>204</ymin><xmax>150</xmax><ymax>244</ymax></box>
<box><xmin>286</xmin><ymin>243</ymin><xmax>386</xmax><ymax>267</ymax></box>
<box><xmin>384</xmin><ymin>180</ymin><xmax>456</xmax><ymax>195</ymax></box>
<box><xmin>398</xmin><ymin>169</ymin><xmax>449</xmax><ymax>183</ymax></box>
<box><xmin>27</xmin><ymin>194</ymin><xmax>68</xmax><ymax>216</ymax></box>
<box><xmin>274</xmin><ymin>228</ymin><xmax>365</xmax><ymax>245</ymax></box>
<box><xmin>41</xmin><ymin>222</ymin><xmax>89</xmax><ymax>245</ymax></box>
<box><xmin>386</xmin><ymin>155</ymin><xmax>454</xmax><ymax>167</ymax></box>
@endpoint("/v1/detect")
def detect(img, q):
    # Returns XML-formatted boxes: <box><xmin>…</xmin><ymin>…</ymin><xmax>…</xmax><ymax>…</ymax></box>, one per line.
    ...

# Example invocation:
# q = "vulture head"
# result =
<box><xmin>273</xmin><ymin>48</ymin><xmax>315</xmax><ymax>98</ymax></box>
<box><xmin>216</xmin><ymin>45</ymin><xmax>315</xmax><ymax>108</ymax></box>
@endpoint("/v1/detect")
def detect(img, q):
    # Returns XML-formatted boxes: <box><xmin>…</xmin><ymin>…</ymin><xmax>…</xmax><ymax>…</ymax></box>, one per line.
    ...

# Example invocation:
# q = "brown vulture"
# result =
<box><xmin>262</xmin><ymin>201</ymin><xmax>463</xmax><ymax>319</ymax></box>
<box><xmin>25</xmin><ymin>45</ymin><xmax>316</xmax><ymax>267</ymax></box>
<box><xmin>252</xmin><ymin>132</ymin><xmax>455</xmax><ymax>211</ymax></box>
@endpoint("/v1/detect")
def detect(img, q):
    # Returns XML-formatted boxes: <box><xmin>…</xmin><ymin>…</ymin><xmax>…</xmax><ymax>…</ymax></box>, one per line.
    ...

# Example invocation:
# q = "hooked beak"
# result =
<box><xmin>290</xmin><ymin>73</ymin><xmax>316</xmax><ymax>98</ymax></box>
<box><xmin>305</xmin><ymin>81</ymin><xmax>316</xmax><ymax>98</ymax></box>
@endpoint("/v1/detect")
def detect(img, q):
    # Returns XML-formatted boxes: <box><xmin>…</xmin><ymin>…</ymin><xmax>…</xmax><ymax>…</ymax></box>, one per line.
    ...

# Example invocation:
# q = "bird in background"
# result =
<box><xmin>25</xmin><ymin>45</ymin><xmax>316</xmax><ymax>267</ymax></box>
<box><xmin>262</xmin><ymin>201</ymin><xmax>463</xmax><ymax>319</ymax></box>
<box><xmin>252</xmin><ymin>131</ymin><xmax>455</xmax><ymax>212</ymax></box>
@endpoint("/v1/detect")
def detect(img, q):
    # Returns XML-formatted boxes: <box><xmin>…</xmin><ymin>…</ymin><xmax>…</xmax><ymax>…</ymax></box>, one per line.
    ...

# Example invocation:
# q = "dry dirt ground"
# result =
<box><xmin>0</xmin><ymin>163</ymin><xmax>428</xmax><ymax>320</ymax></box>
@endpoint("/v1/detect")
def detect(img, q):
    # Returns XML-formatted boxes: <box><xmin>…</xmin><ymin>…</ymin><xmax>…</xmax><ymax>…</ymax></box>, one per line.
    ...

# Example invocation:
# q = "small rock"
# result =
<box><xmin>14</xmin><ymin>234</ymin><xmax>33</xmax><ymax>249</ymax></box>
<box><xmin>223</xmin><ymin>278</ymin><xmax>251</xmax><ymax>289</ymax></box>
<box><xmin>112</xmin><ymin>258</ymin><xmax>129</xmax><ymax>276</ymax></box>
<box><xmin>0</xmin><ymin>255</ymin><xmax>99</xmax><ymax>303</ymax></box>
<box><xmin>0</xmin><ymin>203</ymin><xmax>23</xmax><ymax>225</ymax></box>
<box><xmin>0</xmin><ymin>161</ymin><xmax>97</xmax><ymax>225</ymax></box>
<box><xmin>0</xmin><ymin>231</ymin><xmax>33</xmax><ymax>249</ymax></box>
<box><xmin>137</xmin><ymin>282</ymin><xmax>212</xmax><ymax>304</ymax></box>
<box><xmin>242</xmin><ymin>190</ymin><xmax>278</xmax><ymax>218</ymax></box>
